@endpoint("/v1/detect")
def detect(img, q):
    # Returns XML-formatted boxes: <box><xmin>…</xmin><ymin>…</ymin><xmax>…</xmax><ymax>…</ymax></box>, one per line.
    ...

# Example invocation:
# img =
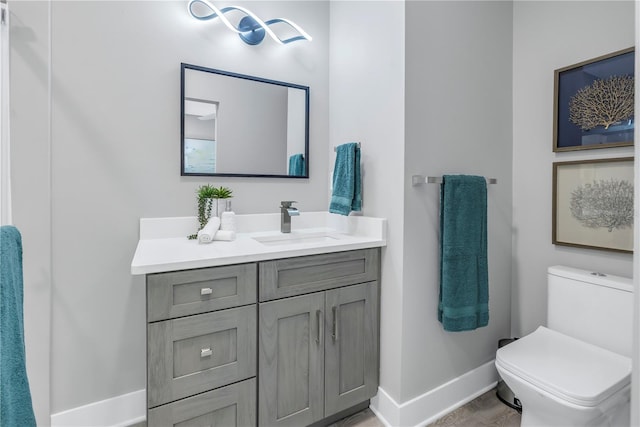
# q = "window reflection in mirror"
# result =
<box><xmin>180</xmin><ymin>64</ymin><xmax>309</xmax><ymax>178</ymax></box>
<box><xmin>184</xmin><ymin>99</ymin><xmax>218</xmax><ymax>174</ymax></box>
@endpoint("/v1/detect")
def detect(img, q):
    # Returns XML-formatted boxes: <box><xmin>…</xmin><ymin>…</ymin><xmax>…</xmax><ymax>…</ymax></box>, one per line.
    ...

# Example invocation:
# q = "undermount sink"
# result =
<box><xmin>252</xmin><ymin>232</ymin><xmax>340</xmax><ymax>246</ymax></box>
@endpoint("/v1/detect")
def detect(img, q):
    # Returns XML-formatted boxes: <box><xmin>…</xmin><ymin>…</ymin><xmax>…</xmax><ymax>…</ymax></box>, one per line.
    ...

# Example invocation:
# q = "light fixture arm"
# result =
<box><xmin>188</xmin><ymin>0</ymin><xmax>312</xmax><ymax>45</ymax></box>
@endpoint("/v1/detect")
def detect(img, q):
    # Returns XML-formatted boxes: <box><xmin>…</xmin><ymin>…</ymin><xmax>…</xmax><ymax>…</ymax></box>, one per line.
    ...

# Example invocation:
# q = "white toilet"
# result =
<box><xmin>496</xmin><ymin>266</ymin><xmax>633</xmax><ymax>427</ymax></box>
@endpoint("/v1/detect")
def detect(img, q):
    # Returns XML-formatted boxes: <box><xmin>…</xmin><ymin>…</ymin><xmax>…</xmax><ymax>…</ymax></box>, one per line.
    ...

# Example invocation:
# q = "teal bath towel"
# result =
<box><xmin>288</xmin><ymin>153</ymin><xmax>306</xmax><ymax>176</ymax></box>
<box><xmin>1</xmin><ymin>226</ymin><xmax>37</xmax><ymax>426</ymax></box>
<box><xmin>329</xmin><ymin>142</ymin><xmax>362</xmax><ymax>215</ymax></box>
<box><xmin>438</xmin><ymin>175</ymin><xmax>489</xmax><ymax>332</ymax></box>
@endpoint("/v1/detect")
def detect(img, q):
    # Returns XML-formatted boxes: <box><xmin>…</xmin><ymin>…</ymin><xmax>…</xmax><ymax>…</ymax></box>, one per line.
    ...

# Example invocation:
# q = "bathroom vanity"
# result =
<box><xmin>131</xmin><ymin>212</ymin><xmax>386</xmax><ymax>426</ymax></box>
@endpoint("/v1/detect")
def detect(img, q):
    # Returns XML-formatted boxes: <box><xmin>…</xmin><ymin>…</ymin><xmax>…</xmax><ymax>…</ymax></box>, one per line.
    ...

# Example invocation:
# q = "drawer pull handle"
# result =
<box><xmin>201</xmin><ymin>288</ymin><xmax>213</xmax><ymax>296</ymax></box>
<box><xmin>316</xmin><ymin>310</ymin><xmax>323</xmax><ymax>344</ymax></box>
<box><xmin>332</xmin><ymin>306</ymin><xmax>339</xmax><ymax>341</ymax></box>
<box><xmin>200</xmin><ymin>348</ymin><xmax>213</xmax><ymax>358</ymax></box>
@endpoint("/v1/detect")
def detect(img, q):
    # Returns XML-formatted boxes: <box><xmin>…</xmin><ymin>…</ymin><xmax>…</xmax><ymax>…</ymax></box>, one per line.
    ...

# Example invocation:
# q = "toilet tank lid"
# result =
<box><xmin>496</xmin><ymin>326</ymin><xmax>631</xmax><ymax>407</ymax></box>
<box><xmin>548</xmin><ymin>265</ymin><xmax>633</xmax><ymax>293</ymax></box>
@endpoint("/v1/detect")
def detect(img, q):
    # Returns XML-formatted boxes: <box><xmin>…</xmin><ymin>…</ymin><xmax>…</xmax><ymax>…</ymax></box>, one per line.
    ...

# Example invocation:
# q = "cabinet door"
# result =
<box><xmin>148</xmin><ymin>378</ymin><xmax>256</xmax><ymax>427</ymax></box>
<box><xmin>324</xmin><ymin>282</ymin><xmax>379</xmax><ymax>416</ymax></box>
<box><xmin>259</xmin><ymin>293</ymin><xmax>325</xmax><ymax>427</ymax></box>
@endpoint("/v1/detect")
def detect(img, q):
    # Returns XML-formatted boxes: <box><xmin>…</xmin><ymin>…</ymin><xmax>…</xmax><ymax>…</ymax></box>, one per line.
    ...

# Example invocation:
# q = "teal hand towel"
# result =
<box><xmin>329</xmin><ymin>143</ymin><xmax>362</xmax><ymax>215</ymax></box>
<box><xmin>288</xmin><ymin>153</ymin><xmax>306</xmax><ymax>176</ymax></box>
<box><xmin>0</xmin><ymin>226</ymin><xmax>37</xmax><ymax>426</ymax></box>
<box><xmin>438</xmin><ymin>175</ymin><xmax>489</xmax><ymax>332</ymax></box>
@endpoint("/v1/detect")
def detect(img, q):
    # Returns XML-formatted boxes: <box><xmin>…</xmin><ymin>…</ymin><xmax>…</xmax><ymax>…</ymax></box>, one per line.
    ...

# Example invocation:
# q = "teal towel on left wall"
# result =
<box><xmin>329</xmin><ymin>142</ymin><xmax>362</xmax><ymax>216</ymax></box>
<box><xmin>288</xmin><ymin>153</ymin><xmax>306</xmax><ymax>176</ymax></box>
<box><xmin>0</xmin><ymin>226</ymin><xmax>37</xmax><ymax>426</ymax></box>
<box><xmin>438</xmin><ymin>175</ymin><xmax>489</xmax><ymax>332</ymax></box>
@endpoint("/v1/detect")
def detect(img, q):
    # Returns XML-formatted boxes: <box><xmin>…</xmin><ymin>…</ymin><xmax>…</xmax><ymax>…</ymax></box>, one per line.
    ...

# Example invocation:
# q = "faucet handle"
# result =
<box><xmin>280</xmin><ymin>201</ymin><xmax>297</xmax><ymax>208</ymax></box>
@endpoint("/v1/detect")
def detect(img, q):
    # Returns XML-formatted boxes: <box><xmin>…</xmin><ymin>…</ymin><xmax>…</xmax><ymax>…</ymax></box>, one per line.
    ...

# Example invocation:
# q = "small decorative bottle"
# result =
<box><xmin>220</xmin><ymin>199</ymin><xmax>236</xmax><ymax>232</ymax></box>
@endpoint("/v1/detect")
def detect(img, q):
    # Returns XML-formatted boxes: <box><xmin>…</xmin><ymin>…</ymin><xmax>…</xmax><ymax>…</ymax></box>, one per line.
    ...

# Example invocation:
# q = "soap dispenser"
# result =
<box><xmin>220</xmin><ymin>199</ymin><xmax>236</xmax><ymax>232</ymax></box>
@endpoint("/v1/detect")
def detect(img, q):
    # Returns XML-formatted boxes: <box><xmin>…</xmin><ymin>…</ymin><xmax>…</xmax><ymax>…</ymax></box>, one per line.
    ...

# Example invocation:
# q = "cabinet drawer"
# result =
<box><xmin>148</xmin><ymin>305</ymin><xmax>256</xmax><ymax>408</ymax></box>
<box><xmin>147</xmin><ymin>263</ymin><xmax>256</xmax><ymax>322</ymax></box>
<box><xmin>259</xmin><ymin>248</ymin><xmax>379</xmax><ymax>302</ymax></box>
<box><xmin>148</xmin><ymin>377</ymin><xmax>256</xmax><ymax>427</ymax></box>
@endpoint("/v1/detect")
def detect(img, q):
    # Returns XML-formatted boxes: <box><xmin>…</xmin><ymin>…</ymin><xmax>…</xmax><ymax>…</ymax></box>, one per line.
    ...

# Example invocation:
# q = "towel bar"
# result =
<box><xmin>412</xmin><ymin>175</ymin><xmax>497</xmax><ymax>186</ymax></box>
<box><xmin>333</xmin><ymin>142</ymin><xmax>361</xmax><ymax>152</ymax></box>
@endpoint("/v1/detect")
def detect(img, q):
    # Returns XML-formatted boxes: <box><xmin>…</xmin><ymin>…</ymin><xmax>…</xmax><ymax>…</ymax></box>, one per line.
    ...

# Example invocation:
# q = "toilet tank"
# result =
<box><xmin>547</xmin><ymin>265</ymin><xmax>633</xmax><ymax>357</ymax></box>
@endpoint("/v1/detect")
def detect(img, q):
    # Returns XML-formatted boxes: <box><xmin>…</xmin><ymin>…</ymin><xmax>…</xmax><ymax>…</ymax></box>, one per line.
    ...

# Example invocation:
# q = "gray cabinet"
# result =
<box><xmin>324</xmin><ymin>282</ymin><xmax>378</xmax><ymax>415</ymax></box>
<box><xmin>258</xmin><ymin>293</ymin><xmax>325</xmax><ymax>427</ymax></box>
<box><xmin>148</xmin><ymin>378</ymin><xmax>256</xmax><ymax>427</ymax></box>
<box><xmin>258</xmin><ymin>249</ymin><xmax>380</xmax><ymax>427</ymax></box>
<box><xmin>148</xmin><ymin>304</ymin><xmax>256</xmax><ymax>407</ymax></box>
<box><xmin>260</xmin><ymin>249</ymin><xmax>378</xmax><ymax>302</ymax></box>
<box><xmin>145</xmin><ymin>248</ymin><xmax>380</xmax><ymax>427</ymax></box>
<box><xmin>147</xmin><ymin>264</ymin><xmax>256</xmax><ymax>322</ymax></box>
<box><xmin>146</xmin><ymin>264</ymin><xmax>257</xmax><ymax>426</ymax></box>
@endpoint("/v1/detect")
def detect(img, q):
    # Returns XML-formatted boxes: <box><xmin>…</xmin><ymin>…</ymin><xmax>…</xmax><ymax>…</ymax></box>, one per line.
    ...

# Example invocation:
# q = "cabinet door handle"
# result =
<box><xmin>316</xmin><ymin>309</ymin><xmax>323</xmax><ymax>344</ymax></box>
<box><xmin>200</xmin><ymin>287</ymin><xmax>213</xmax><ymax>296</ymax></box>
<box><xmin>332</xmin><ymin>306</ymin><xmax>339</xmax><ymax>341</ymax></box>
<box><xmin>200</xmin><ymin>347</ymin><xmax>213</xmax><ymax>358</ymax></box>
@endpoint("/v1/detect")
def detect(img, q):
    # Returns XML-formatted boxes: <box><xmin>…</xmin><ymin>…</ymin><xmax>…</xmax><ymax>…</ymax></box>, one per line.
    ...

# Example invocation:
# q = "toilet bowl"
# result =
<box><xmin>496</xmin><ymin>326</ymin><xmax>631</xmax><ymax>426</ymax></box>
<box><xmin>496</xmin><ymin>266</ymin><xmax>633</xmax><ymax>427</ymax></box>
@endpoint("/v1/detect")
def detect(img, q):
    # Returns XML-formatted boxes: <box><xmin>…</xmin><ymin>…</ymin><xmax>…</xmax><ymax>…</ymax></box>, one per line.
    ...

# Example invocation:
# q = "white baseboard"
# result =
<box><xmin>50</xmin><ymin>389</ymin><xmax>145</xmax><ymax>427</ymax></box>
<box><xmin>370</xmin><ymin>360</ymin><xmax>498</xmax><ymax>427</ymax></box>
<box><xmin>48</xmin><ymin>361</ymin><xmax>496</xmax><ymax>427</ymax></box>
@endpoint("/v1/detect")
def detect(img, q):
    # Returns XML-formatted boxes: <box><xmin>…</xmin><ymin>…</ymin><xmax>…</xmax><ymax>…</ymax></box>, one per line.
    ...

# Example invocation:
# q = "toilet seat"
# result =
<box><xmin>496</xmin><ymin>326</ymin><xmax>631</xmax><ymax>407</ymax></box>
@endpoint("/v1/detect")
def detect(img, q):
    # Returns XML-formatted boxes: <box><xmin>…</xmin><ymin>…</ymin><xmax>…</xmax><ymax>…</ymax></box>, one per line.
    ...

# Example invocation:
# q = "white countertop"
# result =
<box><xmin>131</xmin><ymin>212</ymin><xmax>386</xmax><ymax>275</ymax></box>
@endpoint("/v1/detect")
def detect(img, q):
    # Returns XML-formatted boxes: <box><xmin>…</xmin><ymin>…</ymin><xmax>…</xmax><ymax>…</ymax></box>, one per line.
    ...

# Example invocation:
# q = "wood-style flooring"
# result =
<box><xmin>427</xmin><ymin>389</ymin><xmax>521</xmax><ymax>427</ymax></box>
<box><xmin>327</xmin><ymin>388</ymin><xmax>520</xmax><ymax>427</ymax></box>
<box><xmin>330</xmin><ymin>408</ymin><xmax>384</xmax><ymax>427</ymax></box>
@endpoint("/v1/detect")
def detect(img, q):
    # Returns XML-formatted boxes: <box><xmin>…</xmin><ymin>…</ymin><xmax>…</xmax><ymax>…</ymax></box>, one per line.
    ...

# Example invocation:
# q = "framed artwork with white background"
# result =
<box><xmin>553</xmin><ymin>157</ymin><xmax>634</xmax><ymax>253</ymax></box>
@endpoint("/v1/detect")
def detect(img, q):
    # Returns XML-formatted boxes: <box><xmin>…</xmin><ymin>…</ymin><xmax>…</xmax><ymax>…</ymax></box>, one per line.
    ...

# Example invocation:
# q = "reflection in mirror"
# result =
<box><xmin>181</xmin><ymin>63</ymin><xmax>309</xmax><ymax>178</ymax></box>
<box><xmin>184</xmin><ymin>99</ymin><xmax>218</xmax><ymax>173</ymax></box>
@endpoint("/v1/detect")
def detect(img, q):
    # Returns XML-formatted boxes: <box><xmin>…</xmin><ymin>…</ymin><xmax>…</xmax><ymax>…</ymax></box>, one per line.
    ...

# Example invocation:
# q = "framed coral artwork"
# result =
<box><xmin>553</xmin><ymin>157</ymin><xmax>634</xmax><ymax>253</ymax></box>
<box><xmin>553</xmin><ymin>47</ymin><xmax>635</xmax><ymax>152</ymax></box>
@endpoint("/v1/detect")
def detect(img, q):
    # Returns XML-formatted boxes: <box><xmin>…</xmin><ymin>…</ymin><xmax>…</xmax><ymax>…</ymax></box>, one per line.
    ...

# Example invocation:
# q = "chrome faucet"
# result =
<box><xmin>280</xmin><ymin>201</ymin><xmax>300</xmax><ymax>233</ymax></box>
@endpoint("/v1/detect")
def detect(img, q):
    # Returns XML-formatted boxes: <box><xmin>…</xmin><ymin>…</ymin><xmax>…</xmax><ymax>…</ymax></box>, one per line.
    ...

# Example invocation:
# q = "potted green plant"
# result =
<box><xmin>212</xmin><ymin>186</ymin><xmax>233</xmax><ymax>217</ymax></box>
<box><xmin>188</xmin><ymin>185</ymin><xmax>233</xmax><ymax>239</ymax></box>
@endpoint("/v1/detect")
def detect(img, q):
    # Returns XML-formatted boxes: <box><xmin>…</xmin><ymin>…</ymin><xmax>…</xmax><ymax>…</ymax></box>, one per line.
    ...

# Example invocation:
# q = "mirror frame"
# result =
<box><xmin>180</xmin><ymin>63</ymin><xmax>310</xmax><ymax>178</ymax></box>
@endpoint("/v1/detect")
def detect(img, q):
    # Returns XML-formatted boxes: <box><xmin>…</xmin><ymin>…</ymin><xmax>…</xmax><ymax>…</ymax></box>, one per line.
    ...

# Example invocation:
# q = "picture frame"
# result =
<box><xmin>552</xmin><ymin>157</ymin><xmax>634</xmax><ymax>253</ymax></box>
<box><xmin>553</xmin><ymin>47</ymin><xmax>635</xmax><ymax>152</ymax></box>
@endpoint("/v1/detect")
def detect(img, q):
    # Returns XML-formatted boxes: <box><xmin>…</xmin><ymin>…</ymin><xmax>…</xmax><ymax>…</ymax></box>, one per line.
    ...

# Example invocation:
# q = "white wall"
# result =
<box><xmin>10</xmin><ymin>1</ymin><xmax>52</xmax><ymax>424</ymax></box>
<box><xmin>12</xmin><ymin>0</ymin><xmax>329</xmax><ymax>415</ymax></box>
<box><xmin>331</xmin><ymin>2</ymin><xmax>512</xmax><ymax>423</ymax></box>
<box><xmin>330</xmin><ymin>0</ymin><xmax>406</xmax><ymax>405</ymax></box>
<box><xmin>512</xmin><ymin>1</ymin><xmax>635</xmax><ymax>337</ymax></box>
<box><xmin>403</xmin><ymin>0</ymin><xmax>513</xmax><ymax>402</ymax></box>
<box><xmin>0</xmin><ymin>3</ymin><xmax>10</xmax><ymax>226</ymax></box>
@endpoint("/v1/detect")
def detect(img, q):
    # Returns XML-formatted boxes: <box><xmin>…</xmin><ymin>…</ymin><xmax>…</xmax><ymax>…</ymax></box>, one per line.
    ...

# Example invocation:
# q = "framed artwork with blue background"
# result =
<box><xmin>553</xmin><ymin>47</ymin><xmax>635</xmax><ymax>152</ymax></box>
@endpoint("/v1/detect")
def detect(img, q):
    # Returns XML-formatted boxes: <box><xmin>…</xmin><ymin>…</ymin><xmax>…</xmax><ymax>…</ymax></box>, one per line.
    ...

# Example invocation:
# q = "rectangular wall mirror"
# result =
<box><xmin>181</xmin><ymin>63</ymin><xmax>310</xmax><ymax>178</ymax></box>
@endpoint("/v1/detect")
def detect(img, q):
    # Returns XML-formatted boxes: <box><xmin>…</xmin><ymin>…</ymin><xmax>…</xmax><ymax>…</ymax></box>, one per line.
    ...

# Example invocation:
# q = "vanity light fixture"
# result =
<box><xmin>188</xmin><ymin>0</ymin><xmax>312</xmax><ymax>46</ymax></box>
